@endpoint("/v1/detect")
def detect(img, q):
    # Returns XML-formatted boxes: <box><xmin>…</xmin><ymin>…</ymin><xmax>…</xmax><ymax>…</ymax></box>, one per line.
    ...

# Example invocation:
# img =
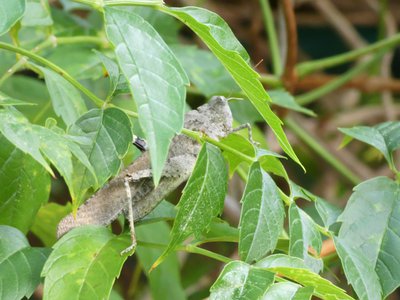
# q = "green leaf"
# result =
<box><xmin>315</xmin><ymin>199</ymin><xmax>341</xmax><ymax>228</ymax></box>
<box><xmin>0</xmin><ymin>134</ymin><xmax>50</xmax><ymax>233</ymax></box>
<box><xmin>210</xmin><ymin>261</ymin><xmax>274</xmax><ymax>300</ymax></box>
<box><xmin>239</xmin><ymin>162</ymin><xmax>284</xmax><ymax>263</ymax></box>
<box><xmin>68</xmin><ymin>107</ymin><xmax>132</xmax><ymax>207</ymax></box>
<box><xmin>259</xmin><ymin>155</ymin><xmax>289</xmax><ymax>182</ymax></box>
<box><xmin>94</xmin><ymin>50</ymin><xmax>120</xmax><ymax>100</ymax></box>
<box><xmin>37</xmin><ymin>66</ymin><xmax>87</xmax><ymax>127</ymax></box>
<box><xmin>197</xmin><ymin>219</ymin><xmax>239</xmax><ymax>243</ymax></box>
<box><xmin>259</xmin><ymin>254</ymin><xmax>350</xmax><ymax>298</ymax></box>
<box><xmin>154</xmin><ymin>143</ymin><xmax>227</xmax><ymax>267</ymax></box>
<box><xmin>266</xmin><ymin>266</ymin><xmax>354</xmax><ymax>300</ymax></box>
<box><xmin>1</xmin><ymin>75</ymin><xmax>59</xmax><ymax>125</ymax></box>
<box><xmin>42</xmin><ymin>226</ymin><xmax>131</xmax><ymax>300</ymax></box>
<box><xmin>132</xmin><ymin>6</ymin><xmax>181</xmax><ymax>44</ymax></box>
<box><xmin>0</xmin><ymin>225</ymin><xmax>50</xmax><ymax>300</ymax></box>
<box><xmin>0</xmin><ymin>108</ymin><xmax>95</xmax><ymax>201</ymax></box>
<box><xmin>172</xmin><ymin>45</ymin><xmax>241</xmax><ymax>97</ymax></box>
<box><xmin>256</xmin><ymin>254</ymin><xmax>310</xmax><ymax>270</ymax></box>
<box><xmin>105</xmin><ymin>7</ymin><xmax>189</xmax><ymax>184</ymax></box>
<box><xmin>376</xmin><ymin>121</ymin><xmax>400</xmax><ymax>154</ymax></box>
<box><xmin>229</xmin><ymin>99</ymin><xmax>263</xmax><ymax>124</ymax></box>
<box><xmin>334</xmin><ymin>238</ymin><xmax>382</xmax><ymax>300</ymax></box>
<box><xmin>0</xmin><ymin>0</ymin><xmax>25</xmax><ymax>36</ymax></box>
<box><xmin>163</xmin><ymin>6</ymin><xmax>303</xmax><ymax>170</ymax></box>
<box><xmin>289</xmin><ymin>204</ymin><xmax>323</xmax><ymax>273</ymax></box>
<box><xmin>138</xmin><ymin>200</ymin><xmax>176</xmax><ymax>225</ymax></box>
<box><xmin>136</xmin><ymin>222</ymin><xmax>185</xmax><ymax>300</ymax></box>
<box><xmin>0</xmin><ymin>91</ymin><xmax>35</xmax><ymax>106</ymax></box>
<box><xmin>262</xmin><ymin>282</ymin><xmax>310</xmax><ymax>300</ymax></box>
<box><xmin>21</xmin><ymin>0</ymin><xmax>53</xmax><ymax>27</ymax></box>
<box><xmin>31</xmin><ymin>203</ymin><xmax>71</xmax><ymax>246</ymax></box>
<box><xmin>339</xmin><ymin>122</ymin><xmax>400</xmax><ymax>170</ymax></box>
<box><xmin>293</xmin><ymin>287</ymin><xmax>314</xmax><ymax>300</ymax></box>
<box><xmin>336</xmin><ymin>176</ymin><xmax>400</xmax><ymax>298</ymax></box>
<box><xmin>269</xmin><ymin>90</ymin><xmax>315</xmax><ymax>117</ymax></box>
<box><xmin>220</xmin><ymin>133</ymin><xmax>255</xmax><ymax>177</ymax></box>
<box><xmin>46</xmin><ymin>45</ymin><xmax>103</xmax><ymax>81</ymax></box>
<box><xmin>289</xmin><ymin>181</ymin><xmax>342</xmax><ymax>228</ymax></box>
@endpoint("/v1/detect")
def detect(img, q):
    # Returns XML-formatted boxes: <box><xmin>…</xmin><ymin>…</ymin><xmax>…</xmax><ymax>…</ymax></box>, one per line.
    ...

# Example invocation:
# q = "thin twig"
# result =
<box><xmin>311</xmin><ymin>0</ymin><xmax>366</xmax><ymax>49</ymax></box>
<box><xmin>281</xmin><ymin>0</ymin><xmax>298</xmax><ymax>91</ymax></box>
<box><xmin>259</xmin><ymin>0</ymin><xmax>283</xmax><ymax>75</ymax></box>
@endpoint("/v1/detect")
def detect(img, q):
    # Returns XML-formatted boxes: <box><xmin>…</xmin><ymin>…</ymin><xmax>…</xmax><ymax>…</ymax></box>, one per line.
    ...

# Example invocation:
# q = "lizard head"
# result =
<box><xmin>184</xmin><ymin>96</ymin><xmax>233</xmax><ymax>140</ymax></box>
<box><xmin>202</xmin><ymin>96</ymin><xmax>233</xmax><ymax>139</ymax></box>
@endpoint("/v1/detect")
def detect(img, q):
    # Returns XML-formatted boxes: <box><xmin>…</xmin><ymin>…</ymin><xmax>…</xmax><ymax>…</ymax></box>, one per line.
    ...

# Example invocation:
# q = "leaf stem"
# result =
<box><xmin>296</xmin><ymin>57</ymin><xmax>378</xmax><ymax>105</ymax></box>
<box><xmin>184</xmin><ymin>244</ymin><xmax>232</xmax><ymax>263</ymax></box>
<box><xmin>259</xmin><ymin>0</ymin><xmax>282</xmax><ymax>75</ymax></box>
<box><xmin>285</xmin><ymin>117</ymin><xmax>361</xmax><ymax>185</ymax></box>
<box><xmin>0</xmin><ymin>42</ymin><xmax>104</xmax><ymax>107</ymax></box>
<box><xmin>296</xmin><ymin>33</ymin><xmax>400</xmax><ymax>77</ymax></box>
<box><xmin>137</xmin><ymin>240</ymin><xmax>232</xmax><ymax>263</ymax></box>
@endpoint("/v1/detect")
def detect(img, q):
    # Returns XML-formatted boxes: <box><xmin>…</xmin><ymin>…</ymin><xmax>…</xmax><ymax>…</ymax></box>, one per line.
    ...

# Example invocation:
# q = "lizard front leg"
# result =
<box><xmin>232</xmin><ymin>123</ymin><xmax>260</xmax><ymax>147</ymax></box>
<box><xmin>121</xmin><ymin>175</ymin><xmax>137</xmax><ymax>255</ymax></box>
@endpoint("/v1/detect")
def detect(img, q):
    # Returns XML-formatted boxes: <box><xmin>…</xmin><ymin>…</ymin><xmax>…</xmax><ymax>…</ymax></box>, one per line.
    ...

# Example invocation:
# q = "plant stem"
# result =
<box><xmin>259</xmin><ymin>73</ymin><xmax>283</xmax><ymax>87</ymax></box>
<box><xmin>285</xmin><ymin>117</ymin><xmax>361</xmax><ymax>185</ymax></box>
<box><xmin>0</xmin><ymin>42</ymin><xmax>104</xmax><ymax>107</ymax></box>
<box><xmin>0</xmin><ymin>36</ymin><xmax>106</xmax><ymax>87</ymax></box>
<box><xmin>259</xmin><ymin>0</ymin><xmax>282</xmax><ymax>76</ymax></box>
<box><xmin>137</xmin><ymin>240</ymin><xmax>232</xmax><ymax>263</ymax></box>
<box><xmin>296</xmin><ymin>57</ymin><xmax>378</xmax><ymax>105</ymax></box>
<box><xmin>296</xmin><ymin>33</ymin><xmax>400</xmax><ymax>77</ymax></box>
<box><xmin>184</xmin><ymin>244</ymin><xmax>232</xmax><ymax>263</ymax></box>
<box><xmin>104</xmin><ymin>0</ymin><xmax>162</xmax><ymax>6</ymax></box>
<box><xmin>281</xmin><ymin>0</ymin><xmax>298</xmax><ymax>91</ymax></box>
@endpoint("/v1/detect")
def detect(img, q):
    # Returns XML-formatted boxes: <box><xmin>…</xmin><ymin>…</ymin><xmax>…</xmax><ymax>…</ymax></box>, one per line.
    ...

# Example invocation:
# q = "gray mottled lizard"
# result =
<box><xmin>57</xmin><ymin>96</ymin><xmax>234</xmax><ymax>253</ymax></box>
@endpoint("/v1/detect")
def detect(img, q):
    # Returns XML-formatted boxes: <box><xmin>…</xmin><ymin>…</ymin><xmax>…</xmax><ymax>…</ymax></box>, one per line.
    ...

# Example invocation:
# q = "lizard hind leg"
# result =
<box><xmin>120</xmin><ymin>175</ymin><xmax>137</xmax><ymax>256</ymax></box>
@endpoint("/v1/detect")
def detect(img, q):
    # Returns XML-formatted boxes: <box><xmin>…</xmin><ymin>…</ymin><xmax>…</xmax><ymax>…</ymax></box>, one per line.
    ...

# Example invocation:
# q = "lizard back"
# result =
<box><xmin>57</xmin><ymin>96</ymin><xmax>233</xmax><ymax>237</ymax></box>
